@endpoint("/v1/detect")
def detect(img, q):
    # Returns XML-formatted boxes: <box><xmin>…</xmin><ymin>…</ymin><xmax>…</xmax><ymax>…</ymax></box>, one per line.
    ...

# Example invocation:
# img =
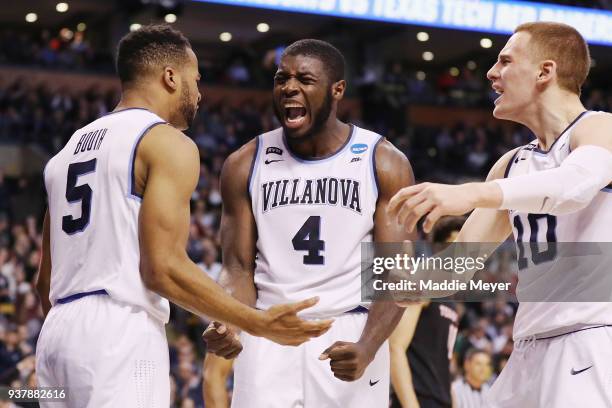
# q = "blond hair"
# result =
<box><xmin>515</xmin><ymin>22</ymin><xmax>590</xmax><ymax>95</ymax></box>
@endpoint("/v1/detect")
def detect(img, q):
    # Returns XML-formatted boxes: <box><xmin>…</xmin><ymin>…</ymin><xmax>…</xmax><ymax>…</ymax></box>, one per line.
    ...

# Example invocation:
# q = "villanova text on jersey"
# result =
<box><xmin>260</xmin><ymin>177</ymin><xmax>362</xmax><ymax>214</ymax></box>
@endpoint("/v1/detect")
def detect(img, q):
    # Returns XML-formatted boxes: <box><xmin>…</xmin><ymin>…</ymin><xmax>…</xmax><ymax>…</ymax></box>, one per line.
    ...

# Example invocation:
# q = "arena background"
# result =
<box><xmin>0</xmin><ymin>0</ymin><xmax>611</xmax><ymax>407</ymax></box>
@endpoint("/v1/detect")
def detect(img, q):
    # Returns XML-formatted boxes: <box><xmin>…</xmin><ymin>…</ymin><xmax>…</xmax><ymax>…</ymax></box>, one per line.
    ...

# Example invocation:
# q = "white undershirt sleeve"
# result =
<box><xmin>494</xmin><ymin>145</ymin><xmax>612</xmax><ymax>215</ymax></box>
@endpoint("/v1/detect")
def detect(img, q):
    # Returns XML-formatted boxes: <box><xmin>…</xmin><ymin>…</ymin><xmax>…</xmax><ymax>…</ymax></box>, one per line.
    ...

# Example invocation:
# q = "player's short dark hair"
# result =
<box><xmin>116</xmin><ymin>24</ymin><xmax>191</xmax><ymax>86</ymax></box>
<box><xmin>281</xmin><ymin>39</ymin><xmax>345</xmax><ymax>83</ymax></box>
<box><xmin>431</xmin><ymin>216</ymin><xmax>466</xmax><ymax>244</ymax></box>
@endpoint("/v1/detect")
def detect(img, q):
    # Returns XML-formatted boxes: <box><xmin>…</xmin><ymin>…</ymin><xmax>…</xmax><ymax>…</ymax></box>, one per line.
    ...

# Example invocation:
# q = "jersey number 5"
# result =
<box><xmin>292</xmin><ymin>216</ymin><xmax>325</xmax><ymax>265</ymax></box>
<box><xmin>62</xmin><ymin>159</ymin><xmax>97</xmax><ymax>234</ymax></box>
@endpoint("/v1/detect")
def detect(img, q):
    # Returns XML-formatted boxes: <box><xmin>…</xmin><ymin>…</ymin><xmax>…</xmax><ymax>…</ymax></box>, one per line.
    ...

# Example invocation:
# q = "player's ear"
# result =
<box><xmin>331</xmin><ymin>80</ymin><xmax>346</xmax><ymax>100</ymax></box>
<box><xmin>163</xmin><ymin>66</ymin><xmax>179</xmax><ymax>91</ymax></box>
<box><xmin>536</xmin><ymin>60</ymin><xmax>556</xmax><ymax>88</ymax></box>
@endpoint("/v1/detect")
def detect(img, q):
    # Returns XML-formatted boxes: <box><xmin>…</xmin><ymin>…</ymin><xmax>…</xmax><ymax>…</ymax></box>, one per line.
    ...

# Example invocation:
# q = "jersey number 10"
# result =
<box><xmin>513</xmin><ymin>214</ymin><xmax>557</xmax><ymax>270</ymax></box>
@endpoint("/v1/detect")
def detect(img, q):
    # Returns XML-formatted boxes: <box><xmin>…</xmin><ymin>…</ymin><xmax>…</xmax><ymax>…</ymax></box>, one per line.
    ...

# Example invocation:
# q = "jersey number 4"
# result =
<box><xmin>292</xmin><ymin>216</ymin><xmax>325</xmax><ymax>265</ymax></box>
<box><xmin>62</xmin><ymin>159</ymin><xmax>97</xmax><ymax>234</ymax></box>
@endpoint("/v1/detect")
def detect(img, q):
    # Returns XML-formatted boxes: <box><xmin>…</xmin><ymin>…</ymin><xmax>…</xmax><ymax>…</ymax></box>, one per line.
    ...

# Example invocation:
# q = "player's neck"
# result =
<box><xmin>114</xmin><ymin>89</ymin><xmax>172</xmax><ymax>124</ymax></box>
<box><xmin>520</xmin><ymin>91</ymin><xmax>586</xmax><ymax>151</ymax></box>
<box><xmin>286</xmin><ymin>119</ymin><xmax>351</xmax><ymax>159</ymax></box>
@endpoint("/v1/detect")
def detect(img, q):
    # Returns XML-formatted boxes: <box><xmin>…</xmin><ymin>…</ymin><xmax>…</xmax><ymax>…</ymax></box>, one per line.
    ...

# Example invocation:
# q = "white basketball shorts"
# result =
<box><xmin>485</xmin><ymin>325</ymin><xmax>612</xmax><ymax>407</ymax></box>
<box><xmin>231</xmin><ymin>311</ymin><xmax>390</xmax><ymax>408</ymax></box>
<box><xmin>36</xmin><ymin>292</ymin><xmax>170</xmax><ymax>408</ymax></box>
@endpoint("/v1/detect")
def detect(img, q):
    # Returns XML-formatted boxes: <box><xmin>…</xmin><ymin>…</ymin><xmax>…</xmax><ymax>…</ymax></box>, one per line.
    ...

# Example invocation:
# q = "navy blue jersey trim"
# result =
<box><xmin>56</xmin><ymin>289</ymin><xmax>108</xmax><ymax>304</ymax></box>
<box><xmin>247</xmin><ymin>136</ymin><xmax>260</xmax><ymax>200</ymax></box>
<box><xmin>42</xmin><ymin>160</ymin><xmax>50</xmax><ymax>199</ymax></box>
<box><xmin>533</xmin><ymin>111</ymin><xmax>589</xmax><ymax>154</ymax></box>
<box><xmin>129</xmin><ymin>121</ymin><xmax>166</xmax><ymax>199</ymax></box>
<box><xmin>372</xmin><ymin>136</ymin><xmax>385</xmax><ymax>195</ymax></box>
<box><xmin>504</xmin><ymin>148</ymin><xmax>521</xmax><ymax>178</ymax></box>
<box><xmin>282</xmin><ymin>124</ymin><xmax>355</xmax><ymax>163</ymax></box>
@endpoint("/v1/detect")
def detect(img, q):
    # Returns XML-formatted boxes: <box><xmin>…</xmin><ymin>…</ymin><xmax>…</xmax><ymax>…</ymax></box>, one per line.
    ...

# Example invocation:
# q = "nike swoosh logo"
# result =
<box><xmin>369</xmin><ymin>380</ymin><xmax>379</xmax><ymax>386</ymax></box>
<box><xmin>571</xmin><ymin>365</ymin><xmax>593</xmax><ymax>375</ymax></box>
<box><xmin>264</xmin><ymin>159</ymin><xmax>284</xmax><ymax>164</ymax></box>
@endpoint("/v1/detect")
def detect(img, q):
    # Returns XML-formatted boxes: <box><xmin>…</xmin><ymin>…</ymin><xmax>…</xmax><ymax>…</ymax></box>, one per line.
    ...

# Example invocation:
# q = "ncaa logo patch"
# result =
<box><xmin>350</xmin><ymin>143</ymin><xmax>368</xmax><ymax>154</ymax></box>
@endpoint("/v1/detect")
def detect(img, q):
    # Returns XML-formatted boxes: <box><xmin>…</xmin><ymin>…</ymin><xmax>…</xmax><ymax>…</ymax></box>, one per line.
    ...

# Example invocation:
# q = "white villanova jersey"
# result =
<box><xmin>505</xmin><ymin>111</ymin><xmax>612</xmax><ymax>339</ymax></box>
<box><xmin>249</xmin><ymin>125</ymin><xmax>382</xmax><ymax>318</ymax></box>
<box><xmin>44</xmin><ymin>108</ymin><xmax>170</xmax><ymax>323</ymax></box>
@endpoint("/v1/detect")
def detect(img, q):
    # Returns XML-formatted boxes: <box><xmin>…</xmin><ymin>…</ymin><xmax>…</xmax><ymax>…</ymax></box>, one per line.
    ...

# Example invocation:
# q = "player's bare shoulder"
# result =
<box><xmin>140</xmin><ymin>123</ymin><xmax>199</xmax><ymax>160</ymax></box>
<box><xmin>570</xmin><ymin>111</ymin><xmax>612</xmax><ymax>151</ymax></box>
<box><xmin>487</xmin><ymin>146</ymin><xmax>522</xmax><ymax>181</ymax></box>
<box><xmin>134</xmin><ymin>123</ymin><xmax>200</xmax><ymax>195</ymax></box>
<box><xmin>374</xmin><ymin>138</ymin><xmax>415</xmax><ymax>188</ymax></box>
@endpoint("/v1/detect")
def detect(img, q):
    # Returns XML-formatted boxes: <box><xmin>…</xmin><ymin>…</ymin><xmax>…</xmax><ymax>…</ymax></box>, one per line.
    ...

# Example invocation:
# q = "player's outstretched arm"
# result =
<box><xmin>389</xmin><ymin>304</ymin><xmax>424</xmax><ymax>408</ymax></box>
<box><xmin>388</xmin><ymin>147</ymin><xmax>517</xmax><ymax>244</ymax></box>
<box><xmin>453</xmin><ymin>148</ymin><xmax>516</xmax><ymax>243</ymax></box>
<box><xmin>320</xmin><ymin>140</ymin><xmax>415</xmax><ymax>381</ymax></box>
<box><xmin>389</xmin><ymin>113</ymin><xmax>612</xmax><ymax>230</ymax></box>
<box><xmin>35</xmin><ymin>209</ymin><xmax>52</xmax><ymax>318</ymax></box>
<box><xmin>204</xmin><ymin>139</ymin><xmax>260</xmax><ymax>356</ymax></box>
<box><xmin>491</xmin><ymin>113</ymin><xmax>612</xmax><ymax>215</ymax></box>
<box><xmin>137</xmin><ymin>125</ymin><xmax>332</xmax><ymax>345</ymax></box>
<box><xmin>217</xmin><ymin>140</ymin><xmax>259</xmax><ymax>309</ymax></box>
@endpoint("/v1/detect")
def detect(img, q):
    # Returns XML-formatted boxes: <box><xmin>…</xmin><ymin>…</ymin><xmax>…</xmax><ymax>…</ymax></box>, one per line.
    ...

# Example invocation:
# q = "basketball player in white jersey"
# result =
<box><xmin>388</xmin><ymin>22</ymin><xmax>612</xmax><ymax>406</ymax></box>
<box><xmin>35</xmin><ymin>25</ymin><xmax>332</xmax><ymax>407</ymax></box>
<box><xmin>202</xmin><ymin>39</ymin><xmax>414</xmax><ymax>407</ymax></box>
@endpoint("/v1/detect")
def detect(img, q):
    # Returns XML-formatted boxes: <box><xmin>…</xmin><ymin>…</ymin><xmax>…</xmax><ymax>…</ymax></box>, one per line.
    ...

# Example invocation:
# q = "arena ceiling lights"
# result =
<box><xmin>195</xmin><ymin>0</ymin><xmax>612</xmax><ymax>46</ymax></box>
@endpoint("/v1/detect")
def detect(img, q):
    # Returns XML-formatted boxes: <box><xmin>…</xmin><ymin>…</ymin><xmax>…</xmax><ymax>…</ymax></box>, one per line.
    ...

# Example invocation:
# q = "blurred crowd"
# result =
<box><xmin>0</xmin><ymin>28</ymin><xmax>99</xmax><ymax>72</ymax></box>
<box><xmin>3</xmin><ymin>76</ymin><xmax>610</xmax><ymax>186</ymax></box>
<box><xmin>5</xmin><ymin>26</ymin><xmax>610</xmax><ymax>112</ymax></box>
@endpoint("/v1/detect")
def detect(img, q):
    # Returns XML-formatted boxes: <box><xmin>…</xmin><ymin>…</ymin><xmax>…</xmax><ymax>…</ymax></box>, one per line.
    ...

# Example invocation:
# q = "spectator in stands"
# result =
<box><xmin>452</xmin><ymin>348</ymin><xmax>492</xmax><ymax>407</ymax></box>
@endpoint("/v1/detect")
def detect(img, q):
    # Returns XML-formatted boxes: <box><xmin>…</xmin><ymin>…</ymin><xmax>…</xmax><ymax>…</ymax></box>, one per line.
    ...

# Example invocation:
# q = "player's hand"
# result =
<box><xmin>319</xmin><ymin>341</ymin><xmax>374</xmax><ymax>382</ymax></box>
<box><xmin>254</xmin><ymin>297</ymin><xmax>334</xmax><ymax>346</ymax></box>
<box><xmin>387</xmin><ymin>183</ymin><xmax>477</xmax><ymax>233</ymax></box>
<box><xmin>202</xmin><ymin>321</ymin><xmax>243</xmax><ymax>359</ymax></box>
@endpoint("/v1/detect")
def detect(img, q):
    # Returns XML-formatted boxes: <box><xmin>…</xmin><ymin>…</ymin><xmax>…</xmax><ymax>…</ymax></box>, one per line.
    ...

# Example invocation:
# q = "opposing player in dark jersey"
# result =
<box><xmin>390</xmin><ymin>216</ymin><xmax>463</xmax><ymax>408</ymax></box>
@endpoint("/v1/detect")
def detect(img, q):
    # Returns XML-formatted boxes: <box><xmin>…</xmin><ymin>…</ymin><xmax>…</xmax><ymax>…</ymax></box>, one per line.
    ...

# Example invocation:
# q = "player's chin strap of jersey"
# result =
<box><xmin>494</xmin><ymin>145</ymin><xmax>612</xmax><ymax>216</ymax></box>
